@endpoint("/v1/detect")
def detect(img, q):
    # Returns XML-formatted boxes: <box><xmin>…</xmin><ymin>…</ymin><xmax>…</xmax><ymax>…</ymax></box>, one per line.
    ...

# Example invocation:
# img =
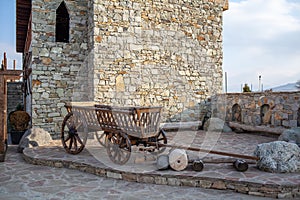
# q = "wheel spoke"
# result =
<box><xmin>61</xmin><ymin>112</ymin><xmax>86</xmax><ymax>154</ymax></box>
<box><xmin>106</xmin><ymin>132</ymin><xmax>131</xmax><ymax>164</ymax></box>
<box><xmin>117</xmin><ymin>151</ymin><xmax>121</xmax><ymax>162</ymax></box>
<box><xmin>150</xmin><ymin>129</ymin><xmax>167</xmax><ymax>155</ymax></box>
<box><xmin>96</xmin><ymin>131</ymin><xmax>106</xmax><ymax>147</ymax></box>
<box><xmin>98</xmin><ymin>132</ymin><xmax>105</xmax><ymax>140</ymax></box>
<box><xmin>69</xmin><ymin>137</ymin><xmax>73</xmax><ymax>150</ymax></box>
<box><xmin>73</xmin><ymin>136</ymin><xmax>78</xmax><ymax>151</ymax></box>
<box><xmin>64</xmin><ymin>134</ymin><xmax>71</xmax><ymax>143</ymax></box>
<box><xmin>76</xmin><ymin>122</ymin><xmax>83</xmax><ymax>130</ymax></box>
<box><xmin>75</xmin><ymin>134</ymin><xmax>84</xmax><ymax>146</ymax></box>
<box><xmin>112</xmin><ymin>148</ymin><xmax>118</xmax><ymax>159</ymax></box>
<box><xmin>66</xmin><ymin>120</ymin><xmax>74</xmax><ymax>130</ymax></box>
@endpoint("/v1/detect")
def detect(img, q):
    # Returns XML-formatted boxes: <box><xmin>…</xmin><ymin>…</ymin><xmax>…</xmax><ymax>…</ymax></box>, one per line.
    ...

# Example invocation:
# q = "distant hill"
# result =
<box><xmin>270</xmin><ymin>82</ymin><xmax>300</xmax><ymax>92</ymax></box>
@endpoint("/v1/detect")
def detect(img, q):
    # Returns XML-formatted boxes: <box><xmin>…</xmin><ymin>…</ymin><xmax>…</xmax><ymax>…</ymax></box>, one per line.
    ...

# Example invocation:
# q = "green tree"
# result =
<box><xmin>243</xmin><ymin>83</ymin><xmax>251</xmax><ymax>92</ymax></box>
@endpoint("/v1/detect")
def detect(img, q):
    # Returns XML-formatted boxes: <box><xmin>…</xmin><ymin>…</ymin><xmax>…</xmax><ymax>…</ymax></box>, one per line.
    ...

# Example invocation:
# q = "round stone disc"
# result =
<box><xmin>168</xmin><ymin>149</ymin><xmax>188</xmax><ymax>171</ymax></box>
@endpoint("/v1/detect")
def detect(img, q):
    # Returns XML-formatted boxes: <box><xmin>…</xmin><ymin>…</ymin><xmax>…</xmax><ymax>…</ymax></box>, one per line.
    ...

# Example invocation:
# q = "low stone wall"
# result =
<box><xmin>212</xmin><ymin>92</ymin><xmax>300</xmax><ymax>128</ymax></box>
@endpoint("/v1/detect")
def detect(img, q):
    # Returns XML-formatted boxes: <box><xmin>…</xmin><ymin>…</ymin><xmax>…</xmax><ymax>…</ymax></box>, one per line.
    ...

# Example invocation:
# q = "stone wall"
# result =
<box><xmin>212</xmin><ymin>92</ymin><xmax>300</xmax><ymax>128</ymax></box>
<box><xmin>28</xmin><ymin>0</ymin><xmax>226</xmax><ymax>137</ymax></box>
<box><xmin>30</xmin><ymin>0</ymin><xmax>90</xmax><ymax>137</ymax></box>
<box><xmin>7</xmin><ymin>82</ymin><xmax>23</xmax><ymax>116</ymax></box>
<box><xmin>7</xmin><ymin>82</ymin><xmax>24</xmax><ymax>133</ymax></box>
<box><xmin>92</xmin><ymin>0</ymin><xmax>224</xmax><ymax>121</ymax></box>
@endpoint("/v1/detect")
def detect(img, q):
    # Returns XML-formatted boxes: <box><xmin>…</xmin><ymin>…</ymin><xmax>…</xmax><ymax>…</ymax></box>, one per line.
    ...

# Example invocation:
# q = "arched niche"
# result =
<box><xmin>56</xmin><ymin>1</ymin><xmax>69</xmax><ymax>43</ymax></box>
<box><xmin>261</xmin><ymin>104</ymin><xmax>271</xmax><ymax>125</ymax></box>
<box><xmin>232</xmin><ymin>103</ymin><xmax>241</xmax><ymax>122</ymax></box>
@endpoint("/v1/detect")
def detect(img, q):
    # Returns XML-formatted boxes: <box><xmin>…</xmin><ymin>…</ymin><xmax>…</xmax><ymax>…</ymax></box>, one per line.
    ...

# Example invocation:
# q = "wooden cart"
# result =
<box><xmin>61</xmin><ymin>102</ymin><xmax>257</xmax><ymax>169</ymax></box>
<box><xmin>61</xmin><ymin>102</ymin><xmax>167</xmax><ymax>164</ymax></box>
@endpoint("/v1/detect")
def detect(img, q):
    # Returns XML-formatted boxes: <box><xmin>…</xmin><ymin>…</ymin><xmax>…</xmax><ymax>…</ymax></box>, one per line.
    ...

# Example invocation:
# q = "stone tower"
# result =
<box><xmin>16</xmin><ymin>0</ymin><xmax>228</xmax><ymax>137</ymax></box>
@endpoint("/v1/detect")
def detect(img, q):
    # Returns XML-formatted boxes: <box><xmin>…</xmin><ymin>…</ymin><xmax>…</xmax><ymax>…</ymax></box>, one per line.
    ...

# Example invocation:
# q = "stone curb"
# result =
<box><xmin>23</xmin><ymin>147</ymin><xmax>300</xmax><ymax>199</ymax></box>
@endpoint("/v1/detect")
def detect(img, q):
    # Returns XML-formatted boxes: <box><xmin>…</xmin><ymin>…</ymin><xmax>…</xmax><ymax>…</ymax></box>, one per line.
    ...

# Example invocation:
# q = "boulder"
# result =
<box><xmin>278</xmin><ymin>127</ymin><xmax>300</xmax><ymax>147</ymax></box>
<box><xmin>254</xmin><ymin>141</ymin><xmax>300</xmax><ymax>173</ymax></box>
<box><xmin>156</xmin><ymin>154</ymin><xmax>169</xmax><ymax>170</ymax></box>
<box><xmin>203</xmin><ymin>118</ymin><xmax>232</xmax><ymax>132</ymax></box>
<box><xmin>17</xmin><ymin>127</ymin><xmax>54</xmax><ymax>153</ymax></box>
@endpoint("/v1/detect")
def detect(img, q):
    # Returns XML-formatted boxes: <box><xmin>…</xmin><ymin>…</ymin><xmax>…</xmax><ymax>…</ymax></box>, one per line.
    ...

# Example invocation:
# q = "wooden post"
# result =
<box><xmin>0</xmin><ymin>75</ymin><xmax>6</xmax><ymax>161</ymax></box>
<box><xmin>0</xmin><ymin>69</ymin><xmax>23</xmax><ymax>161</ymax></box>
<box><xmin>3</xmin><ymin>52</ymin><xmax>7</xmax><ymax>70</ymax></box>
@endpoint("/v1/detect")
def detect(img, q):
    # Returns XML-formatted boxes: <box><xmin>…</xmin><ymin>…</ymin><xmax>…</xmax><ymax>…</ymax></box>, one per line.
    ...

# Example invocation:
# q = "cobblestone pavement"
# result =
<box><xmin>0</xmin><ymin>145</ymin><xmax>277</xmax><ymax>200</ymax></box>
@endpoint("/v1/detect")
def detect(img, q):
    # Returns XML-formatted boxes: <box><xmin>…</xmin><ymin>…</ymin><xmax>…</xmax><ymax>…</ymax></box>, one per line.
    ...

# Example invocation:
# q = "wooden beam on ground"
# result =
<box><xmin>147</xmin><ymin>142</ymin><xmax>259</xmax><ymax>161</ymax></box>
<box><xmin>228</xmin><ymin>122</ymin><xmax>286</xmax><ymax>136</ymax></box>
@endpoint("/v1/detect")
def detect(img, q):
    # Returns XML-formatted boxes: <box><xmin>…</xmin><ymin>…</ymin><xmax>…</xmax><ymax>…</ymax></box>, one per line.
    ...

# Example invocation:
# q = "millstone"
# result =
<box><xmin>168</xmin><ymin>149</ymin><xmax>188</xmax><ymax>171</ymax></box>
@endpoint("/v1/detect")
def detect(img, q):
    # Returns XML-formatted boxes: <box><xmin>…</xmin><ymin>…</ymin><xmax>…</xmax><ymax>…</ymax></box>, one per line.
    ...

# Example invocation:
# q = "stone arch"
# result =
<box><xmin>56</xmin><ymin>1</ymin><xmax>69</xmax><ymax>43</ymax></box>
<box><xmin>232</xmin><ymin>103</ymin><xmax>241</xmax><ymax>122</ymax></box>
<box><xmin>297</xmin><ymin>108</ymin><xmax>300</xmax><ymax>127</ymax></box>
<box><xmin>261</xmin><ymin>104</ymin><xmax>271</xmax><ymax>125</ymax></box>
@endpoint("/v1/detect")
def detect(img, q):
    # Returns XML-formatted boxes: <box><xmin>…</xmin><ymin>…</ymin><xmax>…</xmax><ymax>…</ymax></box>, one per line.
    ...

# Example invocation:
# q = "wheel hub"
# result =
<box><xmin>68</xmin><ymin>126</ymin><xmax>77</xmax><ymax>136</ymax></box>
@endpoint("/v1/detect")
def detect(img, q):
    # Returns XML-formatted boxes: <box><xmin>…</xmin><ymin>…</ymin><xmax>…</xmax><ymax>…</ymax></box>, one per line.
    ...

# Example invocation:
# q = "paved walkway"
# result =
<box><xmin>1</xmin><ymin>131</ymin><xmax>299</xmax><ymax>199</ymax></box>
<box><xmin>1</xmin><ymin>146</ymin><xmax>274</xmax><ymax>200</ymax></box>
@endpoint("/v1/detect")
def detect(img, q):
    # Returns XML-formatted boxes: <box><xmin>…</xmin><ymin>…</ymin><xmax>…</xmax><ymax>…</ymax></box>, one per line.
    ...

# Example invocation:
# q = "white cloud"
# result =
<box><xmin>225</xmin><ymin>0</ymin><xmax>300</xmax><ymax>40</ymax></box>
<box><xmin>223</xmin><ymin>0</ymin><xmax>300</xmax><ymax>92</ymax></box>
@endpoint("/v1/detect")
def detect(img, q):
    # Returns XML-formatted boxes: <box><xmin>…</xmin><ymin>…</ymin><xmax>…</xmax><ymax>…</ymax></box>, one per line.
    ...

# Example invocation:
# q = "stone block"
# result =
<box><xmin>282</xmin><ymin>120</ymin><xmax>290</xmax><ymax>127</ymax></box>
<box><xmin>211</xmin><ymin>181</ymin><xmax>226</xmax><ymax>190</ymax></box>
<box><xmin>106</xmin><ymin>171</ymin><xmax>122</xmax><ymax>179</ymax></box>
<box><xmin>290</xmin><ymin>120</ymin><xmax>298</xmax><ymax>128</ymax></box>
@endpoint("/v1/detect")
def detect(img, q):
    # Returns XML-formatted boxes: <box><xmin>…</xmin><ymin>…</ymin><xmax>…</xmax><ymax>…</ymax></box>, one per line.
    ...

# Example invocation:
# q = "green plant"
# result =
<box><xmin>15</xmin><ymin>103</ymin><xmax>24</xmax><ymax>111</ymax></box>
<box><xmin>243</xmin><ymin>84</ymin><xmax>251</xmax><ymax>92</ymax></box>
<box><xmin>9</xmin><ymin>111</ymin><xmax>30</xmax><ymax>131</ymax></box>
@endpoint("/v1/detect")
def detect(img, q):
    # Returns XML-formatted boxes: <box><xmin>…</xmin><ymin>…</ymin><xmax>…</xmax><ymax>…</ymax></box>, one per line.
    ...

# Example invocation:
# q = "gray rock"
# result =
<box><xmin>203</xmin><ymin>118</ymin><xmax>232</xmax><ymax>132</ymax></box>
<box><xmin>278</xmin><ymin>127</ymin><xmax>300</xmax><ymax>146</ymax></box>
<box><xmin>254</xmin><ymin>141</ymin><xmax>300</xmax><ymax>173</ymax></box>
<box><xmin>17</xmin><ymin>127</ymin><xmax>53</xmax><ymax>153</ymax></box>
<box><xmin>222</xmin><ymin>123</ymin><xmax>233</xmax><ymax>133</ymax></box>
<box><xmin>156</xmin><ymin>154</ymin><xmax>169</xmax><ymax>170</ymax></box>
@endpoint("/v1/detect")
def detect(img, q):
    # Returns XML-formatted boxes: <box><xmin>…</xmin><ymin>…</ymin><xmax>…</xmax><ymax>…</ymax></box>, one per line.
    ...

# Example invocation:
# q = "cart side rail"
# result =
<box><xmin>64</xmin><ymin>103</ymin><xmax>101</xmax><ymax>131</ymax></box>
<box><xmin>95</xmin><ymin>105</ymin><xmax>162</xmax><ymax>138</ymax></box>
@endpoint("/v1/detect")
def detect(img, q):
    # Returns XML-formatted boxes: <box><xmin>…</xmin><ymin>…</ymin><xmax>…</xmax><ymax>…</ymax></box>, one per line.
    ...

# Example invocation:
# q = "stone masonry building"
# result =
<box><xmin>16</xmin><ymin>0</ymin><xmax>228</xmax><ymax>137</ymax></box>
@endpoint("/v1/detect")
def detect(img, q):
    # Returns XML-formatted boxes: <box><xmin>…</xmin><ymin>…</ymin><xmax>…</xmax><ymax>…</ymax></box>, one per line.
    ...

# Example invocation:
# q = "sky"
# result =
<box><xmin>223</xmin><ymin>0</ymin><xmax>300</xmax><ymax>92</ymax></box>
<box><xmin>0</xmin><ymin>0</ymin><xmax>300</xmax><ymax>92</ymax></box>
<box><xmin>0</xmin><ymin>0</ymin><xmax>21</xmax><ymax>70</ymax></box>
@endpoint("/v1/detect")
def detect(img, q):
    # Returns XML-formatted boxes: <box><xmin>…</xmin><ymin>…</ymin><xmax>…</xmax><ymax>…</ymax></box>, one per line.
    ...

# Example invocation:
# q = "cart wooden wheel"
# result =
<box><xmin>106</xmin><ymin>132</ymin><xmax>131</xmax><ymax>164</ymax></box>
<box><xmin>149</xmin><ymin>129</ymin><xmax>168</xmax><ymax>155</ymax></box>
<box><xmin>95</xmin><ymin>131</ymin><xmax>106</xmax><ymax>147</ymax></box>
<box><xmin>61</xmin><ymin>112</ymin><xmax>87</xmax><ymax>154</ymax></box>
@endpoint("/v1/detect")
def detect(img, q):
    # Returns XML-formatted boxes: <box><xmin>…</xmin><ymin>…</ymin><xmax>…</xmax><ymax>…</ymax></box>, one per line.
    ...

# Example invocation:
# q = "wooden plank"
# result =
<box><xmin>0</xmin><ymin>69</ymin><xmax>23</xmax><ymax>161</ymax></box>
<box><xmin>0</xmin><ymin>70</ymin><xmax>23</xmax><ymax>76</ymax></box>
<box><xmin>0</xmin><ymin>76</ymin><xmax>7</xmax><ymax>161</ymax></box>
